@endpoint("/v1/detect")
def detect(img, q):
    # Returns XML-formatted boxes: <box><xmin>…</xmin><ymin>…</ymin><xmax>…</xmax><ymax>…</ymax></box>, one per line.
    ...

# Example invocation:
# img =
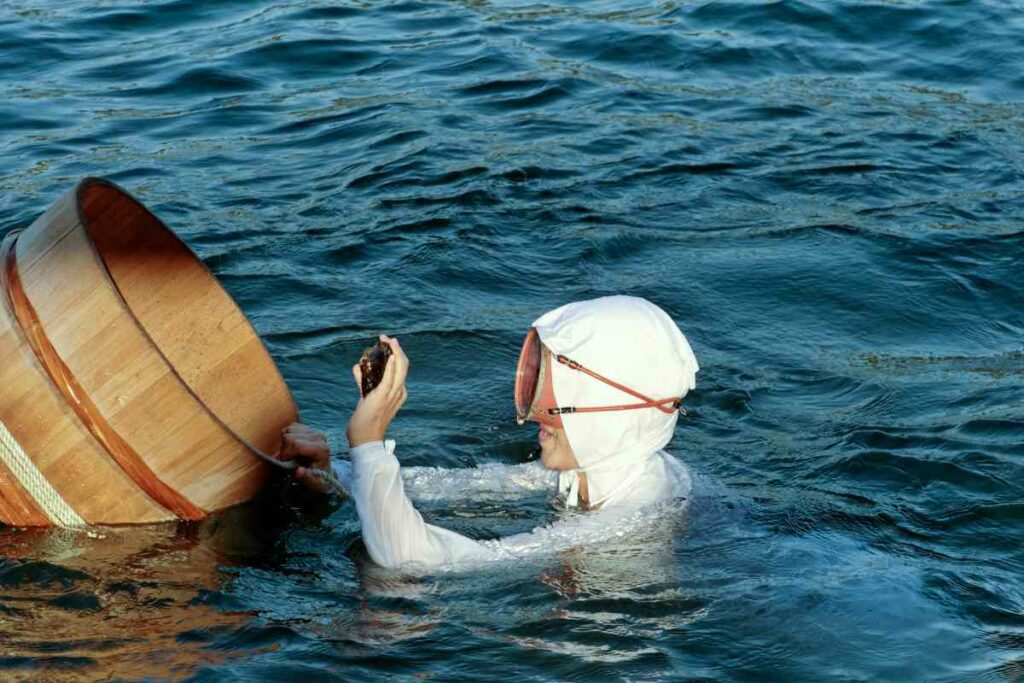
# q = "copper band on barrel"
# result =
<box><xmin>1</xmin><ymin>231</ymin><xmax>205</xmax><ymax>521</ymax></box>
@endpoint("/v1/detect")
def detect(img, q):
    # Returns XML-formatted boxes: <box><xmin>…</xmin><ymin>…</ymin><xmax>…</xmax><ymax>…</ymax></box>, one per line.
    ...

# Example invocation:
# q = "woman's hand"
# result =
<box><xmin>279</xmin><ymin>423</ymin><xmax>332</xmax><ymax>493</ymax></box>
<box><xmin>346</xmin><ymin>335</ymin><xmax>409</xmax><ymax>448</ymax></box>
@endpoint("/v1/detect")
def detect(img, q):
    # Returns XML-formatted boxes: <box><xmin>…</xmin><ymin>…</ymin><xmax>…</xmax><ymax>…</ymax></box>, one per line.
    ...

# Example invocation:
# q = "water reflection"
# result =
<box><xmin>0</xmin><ymin>503</ymin><xmax>283</xmax><ymax>680</ymax></box>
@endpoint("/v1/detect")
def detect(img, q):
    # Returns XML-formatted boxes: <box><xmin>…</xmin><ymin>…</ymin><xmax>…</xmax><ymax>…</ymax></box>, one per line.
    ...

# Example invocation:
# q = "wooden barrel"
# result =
<box><xmin>0</xmin><ymin>177</ymin><xmax>298</xmax><ymax>527</ymax></box>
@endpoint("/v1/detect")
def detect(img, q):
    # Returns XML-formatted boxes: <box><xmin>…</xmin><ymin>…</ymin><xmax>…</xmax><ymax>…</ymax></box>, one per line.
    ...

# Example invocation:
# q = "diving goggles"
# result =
<box><xmin>514</xmin><ymin>328</ymin><xmax>685</xmax><ymax>429</ymax></box>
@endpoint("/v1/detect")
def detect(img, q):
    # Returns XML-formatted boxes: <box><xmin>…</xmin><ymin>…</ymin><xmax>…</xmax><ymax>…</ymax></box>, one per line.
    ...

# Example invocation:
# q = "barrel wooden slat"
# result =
<box><xmin>0</xmin><ymin>178</ymin><xmax>298</xmax><ymax>527</ymax></box>
<box><xmin>81</xmin><ymin>188</ymin><xmax>294</xmax><ymax>457</ymax></box>
<box><xmin>17</xmin><ymin>196</ymin><xmax>266</xmax><ymax>513</ymax></box>
<box><xmin>0</xmin><ymin>461</ymin><xmax>49</xmax><ymax>527</ymax></box>
<box><xmin>0</xmin><ymin>240</ymin><xmax>173</xmax><ymax>525</ymax></box>
<box><xmin>7</xmin><ymin>230</ymin><xmax>201</xmax><ymax>521</ymax></box>
<box><xmin>14</xmin><ymin>188</ymin><xmax>82</xmax><ymax>272</ymax></box>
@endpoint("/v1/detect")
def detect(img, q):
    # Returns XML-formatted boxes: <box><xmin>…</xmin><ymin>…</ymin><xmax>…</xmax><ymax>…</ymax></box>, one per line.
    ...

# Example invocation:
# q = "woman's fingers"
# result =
<box><xmin>284</xmin><ymin>438</ymin><xmax>325</xmax><ymax>457</ymax></box>
<box><xmin>279</xmin><ymin>423</ymin><xmax>330</xmax><ymax>465</ymax></box>
<box><xmin>283</xmin><ymin>423</ymin><xmax>327</xmax><ymax>444</ymax></box>
<box><xmin>279</xmin><ymin>438</ymin><xmax>330</xmax><ymax>469</ymax></box>
<box><xmin>388</xmin><ymin>336</ymin><xmax>410</xmax><ymax>391</ymax></box>
<box><xmin>351</xmin><ymin>363</ymin><xmax>363</xmax><ymax>391</ymax></box>
<box><xmin>377</xmin><ymin>334</ymin><xmax>408</xmax><ymax>403</ymax></box>
<box><xmin>296</xmin><ymin>466</ymin><xmax>330</xmax><ymax>495</ymax></box>
<box><xmin>374</xmin><ymin>335</ymin><xmax>399</xmax><ymax>397</ymax></box>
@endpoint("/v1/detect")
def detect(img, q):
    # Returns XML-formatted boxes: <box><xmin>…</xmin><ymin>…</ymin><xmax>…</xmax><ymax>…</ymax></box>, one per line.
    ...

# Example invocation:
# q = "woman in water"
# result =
<box><xmin>278</xmin><ymin>296</ymin><xmax>699</xmax><ymax>570</ymax></box>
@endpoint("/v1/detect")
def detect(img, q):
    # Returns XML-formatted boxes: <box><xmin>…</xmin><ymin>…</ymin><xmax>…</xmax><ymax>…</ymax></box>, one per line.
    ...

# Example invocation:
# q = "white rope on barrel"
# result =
<box><xmin>0</xmin><ymin>418</ymin><xmax>85</xmax><ymax>527</ymax></box>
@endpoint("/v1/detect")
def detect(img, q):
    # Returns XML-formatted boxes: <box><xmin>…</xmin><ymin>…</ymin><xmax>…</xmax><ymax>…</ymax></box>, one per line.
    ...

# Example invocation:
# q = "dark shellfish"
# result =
<box><xmin>359</xmin><ymin>340</ymin><xmax>393</xmax><ymax>397</ymax></box>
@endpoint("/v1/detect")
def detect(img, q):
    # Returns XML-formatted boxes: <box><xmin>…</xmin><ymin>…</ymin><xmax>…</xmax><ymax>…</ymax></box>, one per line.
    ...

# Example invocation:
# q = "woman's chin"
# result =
<box><xmin>540</xmin><ymin>448</ymin><xmax>575</xmax><ymax>471</ymax></box>
<box><xmin>539</xmin><ymin>447</ymin><xmax>555</xmax><ymax>469</ymax></box>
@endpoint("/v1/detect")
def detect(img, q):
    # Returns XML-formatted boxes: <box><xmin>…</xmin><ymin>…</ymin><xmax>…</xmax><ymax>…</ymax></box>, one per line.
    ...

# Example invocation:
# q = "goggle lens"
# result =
<box><xmin>514</xmin><ymin>328</ymin><xmax>541</xmax><ymax>423</ymax></box>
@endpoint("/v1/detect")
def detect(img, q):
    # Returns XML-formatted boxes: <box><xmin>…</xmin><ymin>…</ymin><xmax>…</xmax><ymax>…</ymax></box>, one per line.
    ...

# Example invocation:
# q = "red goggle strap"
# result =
<box><xmin>551</xmin><ymin>354</ymin><xmax>685</xmax><ymax>416</ymax></box>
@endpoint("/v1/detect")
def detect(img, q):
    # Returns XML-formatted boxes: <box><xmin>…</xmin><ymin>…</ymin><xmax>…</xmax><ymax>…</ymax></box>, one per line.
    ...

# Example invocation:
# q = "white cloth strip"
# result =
<box><xmin>0</xmin><ymin>419</ymin><xmax>85</xmax><ymax>527</ymax></box>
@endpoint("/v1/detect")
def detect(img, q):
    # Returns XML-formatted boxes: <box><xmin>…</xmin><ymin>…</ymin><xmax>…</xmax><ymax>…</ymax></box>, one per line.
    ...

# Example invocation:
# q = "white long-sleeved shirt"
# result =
<box><xmin>334</xmin><ymin>440</ymin><xmax>692</xmax><ymax>571</ymax></box>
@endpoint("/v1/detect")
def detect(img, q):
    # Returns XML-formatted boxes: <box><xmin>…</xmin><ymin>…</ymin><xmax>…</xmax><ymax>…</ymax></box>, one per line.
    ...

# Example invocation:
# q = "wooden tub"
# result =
<box><xmin>0</xmin><ymin>178</ymin><xmax>297</xmax><ymax>526</ymax></box>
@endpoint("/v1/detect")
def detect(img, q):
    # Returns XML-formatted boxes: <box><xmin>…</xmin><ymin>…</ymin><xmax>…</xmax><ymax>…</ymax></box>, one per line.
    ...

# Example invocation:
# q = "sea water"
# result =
<box><xmin>1</xmin><ymin>0</ymin><xmax>1022</xmax><ymax>679</ymax></box>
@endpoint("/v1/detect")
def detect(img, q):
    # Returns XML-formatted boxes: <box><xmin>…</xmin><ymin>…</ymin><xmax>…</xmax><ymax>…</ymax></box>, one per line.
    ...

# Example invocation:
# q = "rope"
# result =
<box><xmin>305</xmin><ymin>465</ymin><xmax>350</xmax><ymax>499</ymax></box>
<box><xmin>0</xmin><ymin>418</ymin><xmax>85</xmax><ymax>527</ymax></box>
<box><xmin>242</xmin><ymin>436</ymin><xmax>348</xmax><ymax>499</ymax></box>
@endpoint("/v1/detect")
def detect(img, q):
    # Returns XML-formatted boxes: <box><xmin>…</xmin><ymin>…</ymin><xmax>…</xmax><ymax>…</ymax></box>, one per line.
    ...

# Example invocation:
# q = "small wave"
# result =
<box><xmin>824</xmin><ymin>448</ymin><xmax>1008</xmax><ymax>496</ymax></box>
<box><xmin>238</xmin><ymin>38</ymin><xmax>378</xmax><ymax>76</ymax></box>
<box><xmin>0</xmin><ymin>561</ymin><xmax>92</xmax><ymax>589</ymax></box>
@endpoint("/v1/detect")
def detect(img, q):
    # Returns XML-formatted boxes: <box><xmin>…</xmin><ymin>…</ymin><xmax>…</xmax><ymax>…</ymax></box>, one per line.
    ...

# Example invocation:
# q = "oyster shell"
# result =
<box><xmin>359</xmin><ymin>340</ymin><xmax>393</xmax><ymax>397</ymax></box>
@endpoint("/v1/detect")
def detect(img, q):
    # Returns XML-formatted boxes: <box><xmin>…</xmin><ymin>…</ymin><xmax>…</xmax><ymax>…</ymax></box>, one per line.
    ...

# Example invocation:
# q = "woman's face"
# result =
<box><xmin>538</xmin><ymin>423</ymin><xmax>579</xmax><ymax>470</ymax></box>
<box><xmin>536</xmin><ymin>349</ymin><xmax>580</xmax><ymax>470</ymax></box>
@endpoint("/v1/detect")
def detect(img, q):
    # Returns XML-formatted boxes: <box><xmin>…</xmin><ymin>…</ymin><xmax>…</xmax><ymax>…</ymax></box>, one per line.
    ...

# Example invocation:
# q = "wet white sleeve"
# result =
<box><xmin>339</xmin><ymin>442</ymin><xmax>682</xmax><ymax>570</ymax></box>
<box><xmin>345</xmin><ymin>440</ymin><xmax>497</xmax><ymax>569</ymax></box>
<box><xmin>479</xmin><ymin>505</ymin><xmax>653</xmax><ymax>561</ymax></box>
<box><xmin>398</xmin><ymin>460</ymin><xmax>557</xmax><ymax>501</ymax></box>
<box><xmin>332</xmin><ymin>458</ymin><xmax>555</xmax><ymax>503</ymax></box>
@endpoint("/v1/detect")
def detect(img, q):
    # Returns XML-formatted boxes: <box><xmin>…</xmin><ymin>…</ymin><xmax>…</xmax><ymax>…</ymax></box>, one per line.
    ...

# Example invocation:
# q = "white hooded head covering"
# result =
<box><xmin>532</xmin><ymin>296</ymin><xmax>699</xmax><ymax>509</ymax></box>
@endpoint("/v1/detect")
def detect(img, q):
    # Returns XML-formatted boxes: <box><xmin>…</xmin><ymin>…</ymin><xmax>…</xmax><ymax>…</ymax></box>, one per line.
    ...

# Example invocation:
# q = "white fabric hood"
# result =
<box><xmin>532</xmin><ymin>296</ymin><xmax>699</xmax><ymax>508</ymax></box>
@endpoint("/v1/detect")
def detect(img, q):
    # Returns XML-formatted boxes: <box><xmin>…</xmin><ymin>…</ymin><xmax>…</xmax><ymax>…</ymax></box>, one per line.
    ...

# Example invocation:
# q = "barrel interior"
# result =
<box><xmin>77</xmin><ymin>181</ymin><xmax>296</xmax><ymax>454</ymax></box>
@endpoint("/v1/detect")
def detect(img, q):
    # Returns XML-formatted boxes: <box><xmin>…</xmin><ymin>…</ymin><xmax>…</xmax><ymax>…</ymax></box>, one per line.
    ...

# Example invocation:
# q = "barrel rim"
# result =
<box><xmin>72</xmin><ymin>176</ymin><xmax>299</xmax><ymax>463</ymax></box>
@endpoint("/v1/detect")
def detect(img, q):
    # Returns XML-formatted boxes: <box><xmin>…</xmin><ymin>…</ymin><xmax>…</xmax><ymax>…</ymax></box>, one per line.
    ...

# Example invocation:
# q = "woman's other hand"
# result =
<box><xmin>279</xmin><ymin>423</ymin><xmax>332</xmax><ymax>493</ymax></box>
<box><xmin>346</xmin><ymin>335</ymin><xmax>409</xmax><ymax>448</ymax></box>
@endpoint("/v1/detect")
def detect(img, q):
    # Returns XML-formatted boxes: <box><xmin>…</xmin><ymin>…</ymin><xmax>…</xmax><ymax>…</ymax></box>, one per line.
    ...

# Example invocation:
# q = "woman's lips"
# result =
<box><xmin>538</xmin><ymin>426</ymin><xmax>553</xmax><ymax>444</ymax></box>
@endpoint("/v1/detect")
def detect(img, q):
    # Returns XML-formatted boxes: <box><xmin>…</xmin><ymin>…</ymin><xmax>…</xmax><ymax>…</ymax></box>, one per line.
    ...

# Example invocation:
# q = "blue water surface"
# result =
<box><xmin>1</xmin><ymin>0</ymin><xmax>1023</xmax><ymax>680</ymax></box>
